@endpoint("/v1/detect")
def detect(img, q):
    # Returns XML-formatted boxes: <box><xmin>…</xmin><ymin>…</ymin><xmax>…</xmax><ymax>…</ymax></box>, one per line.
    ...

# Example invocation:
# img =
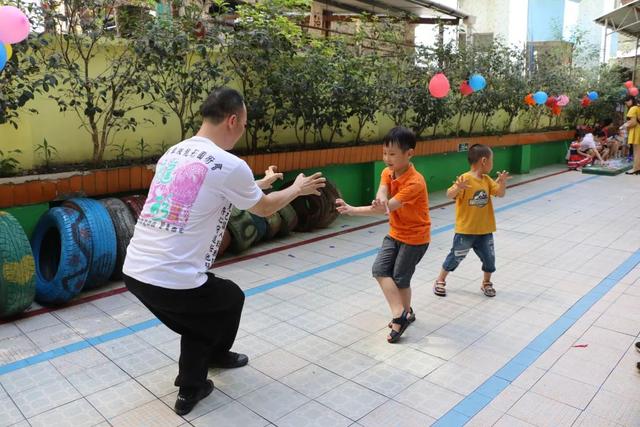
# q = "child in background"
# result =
<box><xmin>433</xmin><ymin>144</ymin><xmax>509</xmax><ymax>298</ymax></box>
<box><xmin>578</xmin><ymin>131</ymin><xmax>606</xmax><ymax>165</ymax></box>
<box><xmin>605</xmin><ymin>127</ymin><xmax>623</xmax><ymax>159</ymax></box>
<box><xmin>593</xmin><ymin>130</ymin><xmax>611</xmax><ymax>161</ymax></box>
<box><xmin>336</xmin><ymin>126</ymin><xmax>430</xmax><ymax>343</ymax></box>
<box><xmin>567</xmin><ymin>130</ymin><xmax>592</xmax><ymax>170</ymax></box>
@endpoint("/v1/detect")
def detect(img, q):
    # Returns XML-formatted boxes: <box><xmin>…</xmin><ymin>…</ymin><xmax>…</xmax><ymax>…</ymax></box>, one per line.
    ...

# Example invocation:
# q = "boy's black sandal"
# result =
<box><xmin>387</xmin><ymin>310</ymin><xmax>409</xmax><ymax>344</ymax></box>
<box><xmin>388</xmin><ymin>307</ymin><xmax>415</xmax><ymax>328</ymax></box>
<box><xmin>433</xmin><ymin>281</ymin><xmax>447</xmax><ymax>297</ymax></box>
<box><xmin>481</xmin><ymin>281</ymin><xmax>496</xmax><ymax>297</ymax></box>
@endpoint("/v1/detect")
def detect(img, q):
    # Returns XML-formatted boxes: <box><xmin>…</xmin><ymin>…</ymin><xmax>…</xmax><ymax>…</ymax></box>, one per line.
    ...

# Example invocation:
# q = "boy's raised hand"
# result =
<box><xmin>454</xmin><ymin>175</ymin><xmax>470</xmax><ymax>191</ymax></box>
<box><xmin>335</xmin><ymin>198</ymin><xmax>354</xmax><ymax>215</ymax></box>
<box><xmin>371</xmin><ymin>198</ymin><xmax>389</xmax><ymax>215</ymax></box>
<box><xmin>496</xmin><ymin>170</ymin><xmax>511</xmax><ymax>184</ymax></box>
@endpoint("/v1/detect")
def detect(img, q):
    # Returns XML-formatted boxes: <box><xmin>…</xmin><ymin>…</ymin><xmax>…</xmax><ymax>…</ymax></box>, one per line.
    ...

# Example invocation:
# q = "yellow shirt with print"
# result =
<box><xmin>627</xmin><ymin>105</ymin><xmax>640</xmax><ymax>145</ymax></box>
<box><xmin>453</xmin><ymin>172</ymin><xmax>500</xmax><ymax>235</ymax></box>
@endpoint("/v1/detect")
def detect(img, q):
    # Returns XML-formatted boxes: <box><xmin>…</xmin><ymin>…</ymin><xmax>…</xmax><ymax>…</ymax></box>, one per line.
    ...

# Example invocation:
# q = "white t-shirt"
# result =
<box><xmin>580</xmin><ymin>133</ymin><xmax>597</xmax><ymax>151</ymax></box>
<box><xmin>122</xmin><ymin>136</ymin><xmax>263</xmax><ymax>289</ymax></box>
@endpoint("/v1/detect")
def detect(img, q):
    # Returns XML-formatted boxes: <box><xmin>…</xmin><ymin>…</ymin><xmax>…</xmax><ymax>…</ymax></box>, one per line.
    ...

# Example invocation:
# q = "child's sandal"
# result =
<box><xmin>388</xmin><ymin>307</ymin><xmax>415</xmax><ymax>328</ymax></box>
<box><xmin>481</xmin><ymin>281</ymin><xmax>496</xmax><ymax>297</ymax></box>
<box><xmin>433</xmin><ymin>281</ymin><xmax>447</xmax><ymax>297</ymax></box>
<box><xmin>387</xmin><ymin>310</ymin><xmax>409</xmax><ymax>343</ymax></box>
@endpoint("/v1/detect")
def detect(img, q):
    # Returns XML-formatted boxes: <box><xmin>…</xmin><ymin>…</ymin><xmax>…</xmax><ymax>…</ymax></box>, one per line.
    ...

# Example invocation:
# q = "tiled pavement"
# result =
<box><xmin>1</xmin><ymin>165</ymin><xmax>639</xmax><ymax>426</ymax></box>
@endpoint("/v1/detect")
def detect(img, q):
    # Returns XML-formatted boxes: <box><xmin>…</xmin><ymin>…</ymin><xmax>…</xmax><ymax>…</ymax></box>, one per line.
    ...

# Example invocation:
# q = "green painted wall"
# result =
<box><xmin>4</xmin><ymin>203</ymin><xmax>49</xmax><ymax>238</ymax></box>
<box><xmin>281</xmin><ymin>140</ymin><xmax>569</xmax><ymax>207</ymax></box>
<box><xmin>282</xmin><ymin>163</ymin><xmax>376</xmax><ymax>207</ymax></box>
<box><xmin>530</xmin><ymin>140</ymin><xmax>569</xmax><ymax>170</ymax></box>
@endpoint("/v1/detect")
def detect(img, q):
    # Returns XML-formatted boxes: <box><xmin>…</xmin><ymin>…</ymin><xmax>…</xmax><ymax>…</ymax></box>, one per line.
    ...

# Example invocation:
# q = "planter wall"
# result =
<box><xmin>0</xmin><ymin>130</ymin><xmax>573</xmax><ymax>213</ymax></box>
<box><xmin>0</xmin><ymin>165</ymin><xmax>156</xmax><ymax>209</ymax></box>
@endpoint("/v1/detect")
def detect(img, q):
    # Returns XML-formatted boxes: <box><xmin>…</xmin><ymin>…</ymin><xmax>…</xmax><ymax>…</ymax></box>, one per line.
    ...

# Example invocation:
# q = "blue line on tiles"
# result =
<box><xmin>433</xmin><ymin>248</ymin><xmax>640</xmax><ymax>427</ymax></box>
<box><xmin>0</xmin><ymin>175</ymin><xmax>599</xmax><ymax>376</ymax></box>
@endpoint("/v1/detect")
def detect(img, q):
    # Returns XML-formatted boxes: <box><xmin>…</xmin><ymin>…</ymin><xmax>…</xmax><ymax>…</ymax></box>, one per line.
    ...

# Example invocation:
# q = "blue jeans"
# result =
<box><xmin>442</xmin><ymin>233</ymin><xmax>496</xmax><ymax>273</ymax></box>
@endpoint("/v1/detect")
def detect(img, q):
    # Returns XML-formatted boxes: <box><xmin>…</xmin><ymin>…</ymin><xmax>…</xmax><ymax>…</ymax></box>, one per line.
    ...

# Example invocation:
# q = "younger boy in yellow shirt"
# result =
<box><xmin>434</xmin><ymin>144</ymin><xmax>510</xmax><ymax>298</ymax></box>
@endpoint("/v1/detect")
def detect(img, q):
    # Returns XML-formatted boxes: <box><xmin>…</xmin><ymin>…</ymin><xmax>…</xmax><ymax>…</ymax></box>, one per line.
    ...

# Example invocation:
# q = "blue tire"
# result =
<box><xmin>64</xmin><ymin>198</ymin><xmax>117</xmax><ymax>289</ymax></box>
<box><xmin>31</xmin><ymin>207</ymin><xmax>91</xmax><ymax>305</ymax></box>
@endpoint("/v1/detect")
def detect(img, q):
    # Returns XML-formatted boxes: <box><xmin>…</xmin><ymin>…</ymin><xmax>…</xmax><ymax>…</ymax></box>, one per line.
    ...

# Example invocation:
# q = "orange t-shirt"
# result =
<box><xmin>381</xmin><ymin>164</ymin><xmax>431</xmax><ymax>245</ymax></box>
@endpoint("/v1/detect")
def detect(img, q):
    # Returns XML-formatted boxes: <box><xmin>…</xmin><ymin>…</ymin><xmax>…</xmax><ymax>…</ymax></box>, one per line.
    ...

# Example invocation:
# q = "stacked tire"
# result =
<box><xmin>100</xmin><ymin>198</ymin><xmax>136</xmax><ymax>280</ymax></box>
<box><xmin>284</xmin><ymin>180</ymin><xmax>341</xmax><ymax>232</ymax></box>
<box><xmin>0</xmin><ymin>212</ymin><xmax>36</xmax><ymax>317</ymax></box>
<box><xmin>24</xmin><ymin>178</ymin><xmax>343</xmax><ymax>306</ymax></box>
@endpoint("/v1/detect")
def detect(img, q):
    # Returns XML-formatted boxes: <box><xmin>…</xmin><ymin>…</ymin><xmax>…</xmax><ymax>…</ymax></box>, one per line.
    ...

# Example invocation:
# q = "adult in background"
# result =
<box><xmin>122</xmin><ymin>87</ymin><xmax>326</xmax><ymax>415</ymax></box>
<box><xmin>623</xmin><ymin>95</ymin><xmax>640</xmax><ymax>174</ymax></box>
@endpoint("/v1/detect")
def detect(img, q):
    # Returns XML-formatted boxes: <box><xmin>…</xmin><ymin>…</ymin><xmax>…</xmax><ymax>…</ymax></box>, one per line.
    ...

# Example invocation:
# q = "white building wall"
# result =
<box><xmin>458</xmin><ymin>0</ymin><xmax>527</xmax><ymax>47</ymax></box>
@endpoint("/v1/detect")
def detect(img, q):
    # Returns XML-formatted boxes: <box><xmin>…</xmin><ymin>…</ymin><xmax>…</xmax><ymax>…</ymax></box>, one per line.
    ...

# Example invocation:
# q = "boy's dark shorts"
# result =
<box><xmin>372</xmin><ymin>236</ymin><xmax>429</xmax><ymax>289</ymax></box>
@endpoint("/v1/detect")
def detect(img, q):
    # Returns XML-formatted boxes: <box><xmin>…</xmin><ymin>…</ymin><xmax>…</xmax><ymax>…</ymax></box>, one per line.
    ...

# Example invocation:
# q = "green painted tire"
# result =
<box><xmin>0</xmin><ymin>212</ymin><xmax>36</xmax><ymax>318</ymax></box>
<box><xmin>218</xmin><ymin>229</ymin><xmax>232</xmax><ymax>257</ymax></box>
<box><xmin>265</xmin><ymin>212</ymin><xmax>282</xmax><ymax>239</ymax></box>
<box><xmin>277</xmin><ymin>204</ymin><xmax>298</xmax><ymax>237</ymax></box>
<box><xmin>227</xmin><ymin>208</ymin><xmax>258</xmax><ymax>253</ymax></box>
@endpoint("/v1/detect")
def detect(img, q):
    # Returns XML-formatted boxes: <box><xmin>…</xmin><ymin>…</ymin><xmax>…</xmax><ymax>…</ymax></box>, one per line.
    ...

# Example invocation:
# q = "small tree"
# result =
<box><xmin>40</xmin><ymin>0</ymin><xmax>162</xmax><ymax>164</ymax></box>
<box><xmin>226</xmin><ymin>0</ymin><xmax>308</xmax><ymax>153</ymax></box>
<box><xmin>0</xmin><ymin>1</ymin><xmax>53</xmax><ymax>128</ymax></box>
<box><xmin>135</xmin><ymin>1</ymin><xmax>227</xmax><ymax>140</ymax></box>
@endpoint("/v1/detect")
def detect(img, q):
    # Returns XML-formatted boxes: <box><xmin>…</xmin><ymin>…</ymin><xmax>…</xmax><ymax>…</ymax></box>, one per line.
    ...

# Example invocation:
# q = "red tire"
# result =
<box><xmin>120</xmin><ymin>195</ymin><xmax>146</xmax><ymax>221</ymax></box>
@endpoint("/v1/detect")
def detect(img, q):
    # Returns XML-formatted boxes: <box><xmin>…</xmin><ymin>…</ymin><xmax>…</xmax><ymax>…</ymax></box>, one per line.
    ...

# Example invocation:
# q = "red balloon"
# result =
<box><xmin>625</xmin><ymin>80</ymin><xmax>634</xmax><ymax>89</ymax></box>
<box><xmin>630</xmin><ymin>87</ymin><xmax>639</xmax><ymax>96</ymax></box>
<box><xmin>459</xmin><ymin>80</ymin><xmax>473</xmax><ymax>96</ymax></box>
<box><xmin>429</xmin><ymin>73</ymin><xmax>450</xmax><ymax>98</ymax></box>
<box><xmin>581</xmin><ymin>96</ymin><xmax>591</xmax><ymax>107</ymax></box>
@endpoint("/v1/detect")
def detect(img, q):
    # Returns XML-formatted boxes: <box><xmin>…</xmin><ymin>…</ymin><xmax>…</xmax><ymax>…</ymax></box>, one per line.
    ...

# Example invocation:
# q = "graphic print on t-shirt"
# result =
<box><xmin>468</xmin><ymin>190</ymin><xmax>489</xmax><ymax>207</ymax></box>
<box><xmin>205</xmin><ymin>202</ymin><xmax>232</xmax><ymax>269</ymax></box>
<box><xmin>141</xmin><ymin>158</ymin><xmax>208</xmax><ymax>233</ymax></box>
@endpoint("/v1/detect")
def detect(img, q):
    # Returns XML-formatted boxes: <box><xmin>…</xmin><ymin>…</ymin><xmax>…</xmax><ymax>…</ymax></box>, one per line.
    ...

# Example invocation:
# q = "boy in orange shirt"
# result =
<box><xmin>433</xmin><ymin>144</ymin><xmax>510</xmax><ymax>298</ymax></box>
<box><xmin>336</xmin><ymin>127</ymin><xmax>430</xmax><ymax>343</ymax></box>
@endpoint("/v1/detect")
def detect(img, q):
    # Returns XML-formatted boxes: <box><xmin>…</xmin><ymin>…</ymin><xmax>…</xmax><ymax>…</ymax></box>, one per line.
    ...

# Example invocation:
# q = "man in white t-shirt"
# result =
<box><xmin>122</xmin><ymin>88</ymin><xmax>326</xmax><ymax>415</ymax></box>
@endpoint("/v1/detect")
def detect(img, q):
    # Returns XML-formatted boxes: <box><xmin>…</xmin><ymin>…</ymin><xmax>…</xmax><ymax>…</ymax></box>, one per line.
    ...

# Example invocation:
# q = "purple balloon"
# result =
<box><xmin>0</xmin><ymin>6</ymin><xmax>30</xmax><ymax>44</ymax></box>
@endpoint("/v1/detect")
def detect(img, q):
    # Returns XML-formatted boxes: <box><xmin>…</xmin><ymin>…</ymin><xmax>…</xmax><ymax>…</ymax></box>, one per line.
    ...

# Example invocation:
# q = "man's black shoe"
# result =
<box><xmin>174</xmin><ymin>380</ymin><xmax>214</xmax><ymax>416</ymax></box>
<box><xmin>210</xmin><ymin>351</ymin><xmax>249</xmax><ymax>369</ymax></box>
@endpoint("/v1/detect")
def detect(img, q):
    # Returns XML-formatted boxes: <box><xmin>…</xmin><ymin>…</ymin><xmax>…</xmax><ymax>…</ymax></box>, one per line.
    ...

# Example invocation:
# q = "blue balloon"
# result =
<box><xmin>588</xmin><ymin>91</ymin><xmax>598</xmax><ymax>101</ymax></box>
<box><xmin>468</xmin><ymin>74</ymin><xmax>486</xmax><ymax>91</ymax></box>
<box><xmin>0</xmin><ymin>44</ymin><xmax>6</xmax><ymax>71</ymax></box>
<box><xmin>533</xmin><ymin>91</ymin><xmax>548</xmax><ymax>105</ymax></box>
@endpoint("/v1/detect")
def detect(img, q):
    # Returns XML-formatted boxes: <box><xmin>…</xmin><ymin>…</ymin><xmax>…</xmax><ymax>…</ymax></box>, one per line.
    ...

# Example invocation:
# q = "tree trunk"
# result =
<box><xmin>90</xmin><ymin>119</ymin><xmax>101</xmax><ymax>164</ymax></box>
<box><xmin>355</xmin><ymin>118</ymin><xmax>365</xmax><ymax>144</ymax></box>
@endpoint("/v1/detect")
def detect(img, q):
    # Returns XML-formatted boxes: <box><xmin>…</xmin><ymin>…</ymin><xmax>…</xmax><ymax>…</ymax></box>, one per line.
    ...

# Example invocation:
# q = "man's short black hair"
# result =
<box><xmin>383</xmin><ymin>126</ymin><xmax>416</xmax><ymax>152</ymax></box>
<box><xmin>201</xmin><ymin>87</ymin><xmax>245</xmax><ymax>124</ymax></box>
<box><xmin>593</xmin><ymin>129</ymin><xmax>606</xmax><ymax>138</ymax></box>
<box><xmin>468</xmin><ymin>144</ymin><xmax>492</xmax><ymax>164</ymax></box>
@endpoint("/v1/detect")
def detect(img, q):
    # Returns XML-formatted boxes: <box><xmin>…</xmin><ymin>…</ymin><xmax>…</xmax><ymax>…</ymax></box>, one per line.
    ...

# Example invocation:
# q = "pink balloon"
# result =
<box><xmin>556</xmin><ymin>95</ymin><xmax>569</xmax><ymax>107</ymax></box>
<box><xmin>429</xmin><ymin>73</ymin><xmax>450</xmax><ymax>98</ymax></box>
<box><xmin>625</xmin><ymin>80</ymin><xmax>634</xmax><ymax>89</ymax></box>
<box><xmin>0</xmin><ymin>6</ymin><xmax>30</xmax><ymax>44</ymax></box>
<box><xmin>630</xmin><ymin>87</ymin><xmax>639</xmax><ymax>97</ymax></box>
